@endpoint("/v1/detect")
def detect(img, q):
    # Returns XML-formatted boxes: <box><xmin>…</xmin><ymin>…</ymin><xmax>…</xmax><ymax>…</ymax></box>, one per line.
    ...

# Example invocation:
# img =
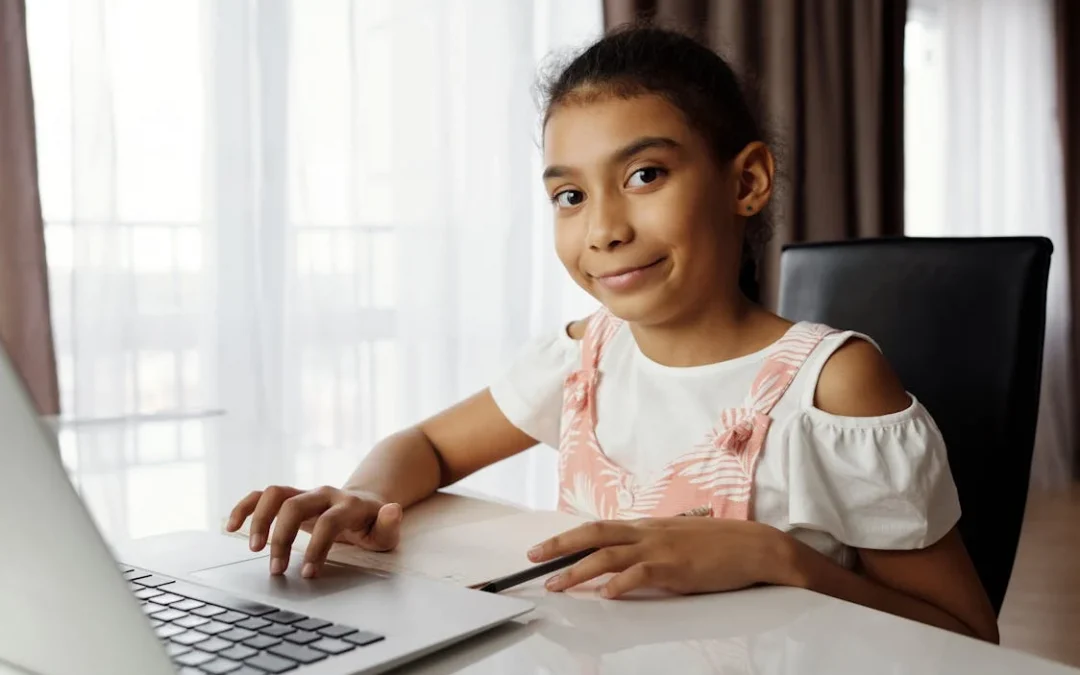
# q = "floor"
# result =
<box><xmin>999</xmin><ymin>485</ymin><xmax>1080</xmax><ymax>667</ymax></box>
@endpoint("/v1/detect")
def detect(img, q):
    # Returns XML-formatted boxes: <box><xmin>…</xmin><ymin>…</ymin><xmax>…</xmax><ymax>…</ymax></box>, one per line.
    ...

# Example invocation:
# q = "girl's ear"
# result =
<box><xmin>732</xmin><ymin>142</ymin><xmax>774</xmax><ymax>217</ymax></box>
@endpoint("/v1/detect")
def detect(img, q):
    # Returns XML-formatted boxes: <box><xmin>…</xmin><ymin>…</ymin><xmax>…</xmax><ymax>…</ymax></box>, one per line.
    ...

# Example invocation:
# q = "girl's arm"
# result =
<box><xmin>777</xmin><ymin>527</ymin><xmax>999</xmax><ymax>642</ymax></box>
<box><xmin>228</xmin><ymin>389</ymin><xmax>540</xmax><ymax>576</ymax></box>
<box><xmin>345</xmin><ymin>389</ymin><xmax>541</xmax><ymax>507</ymax></box>
<box><xmin>784</xmin><ymin>339</ymin><xmax>1000</xmax><ymax>642</ymax></box>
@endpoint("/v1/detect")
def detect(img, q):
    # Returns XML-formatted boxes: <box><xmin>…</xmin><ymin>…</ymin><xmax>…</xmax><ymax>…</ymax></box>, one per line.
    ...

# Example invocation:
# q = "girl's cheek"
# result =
<box><xmin>553</xmin><ymin>226</ymin><xmax>582</xmax><ymax>267</ymax></box>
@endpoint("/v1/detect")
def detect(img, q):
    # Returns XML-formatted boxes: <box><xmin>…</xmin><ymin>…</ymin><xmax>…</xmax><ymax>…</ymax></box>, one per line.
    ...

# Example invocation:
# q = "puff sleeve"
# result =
<box><xmin>784</xmin><ymin>398</ymin><xmax>962</xmax><ymax>550</ymax></box>
<box><xmin>489</xmin><ymin>327</ymin><xmax>580</xmax><ymax>448</ymax></box>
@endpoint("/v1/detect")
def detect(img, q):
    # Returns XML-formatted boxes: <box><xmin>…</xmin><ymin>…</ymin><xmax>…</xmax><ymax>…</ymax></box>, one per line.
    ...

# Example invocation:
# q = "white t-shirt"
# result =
<box><xmin>490</xmin><ymin>320</ymin><xmax>962</xmax><ymax>568</ymax></box>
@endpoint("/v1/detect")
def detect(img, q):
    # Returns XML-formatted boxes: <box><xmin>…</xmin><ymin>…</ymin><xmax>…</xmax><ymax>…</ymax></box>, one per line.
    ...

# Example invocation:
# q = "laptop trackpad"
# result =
<box><xmin>192</xmin><ymin>556</ymin><xmax>387</xmax><ymax>603</ymax></box>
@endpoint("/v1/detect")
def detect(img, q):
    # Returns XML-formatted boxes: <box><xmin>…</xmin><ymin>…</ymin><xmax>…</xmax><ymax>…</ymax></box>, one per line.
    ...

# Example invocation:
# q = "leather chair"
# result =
<box><xmin>777</xmin><ymin>236</ymin><xmax>1053</xmax><ymax>614</ymax></box>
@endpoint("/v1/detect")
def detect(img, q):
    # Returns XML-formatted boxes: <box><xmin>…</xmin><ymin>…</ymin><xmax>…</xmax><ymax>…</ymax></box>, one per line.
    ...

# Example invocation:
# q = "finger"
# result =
<box><xmin>363</xmin><ymin>503</ymin><xmax>403</xmax><ymax>552</ymax></box>
<box><xmin>302</xmin><ymin>502</ymin><xmax>372</xmax><ymax>578</ymax></box>
<box><xmin>601</xmin><ymin>562</ymin><xmax>670</xmax><ymax>599</ymax></box>
<box><xmin>545</xmin><ymin>545</ymin><xmax>639</xmax><ymax>592</ymax></box>
<box><xmin>248</xmin><ymin>485</ymin><xmax>302</xmax><ymax>552</ymax></box>
<box><xmin>528</xmin><ymin>521</ymin><xmax>639</xmax><ymax>562</ymax></box>
<box><xmin>226</xmin><ymin>490</ymin><xmax>263</xmax><ymax>532</ymax></box>
<box><xmin>269</xmin><ymin>489</ymin><xmax>334</xmax><ymax>575</ymax></box>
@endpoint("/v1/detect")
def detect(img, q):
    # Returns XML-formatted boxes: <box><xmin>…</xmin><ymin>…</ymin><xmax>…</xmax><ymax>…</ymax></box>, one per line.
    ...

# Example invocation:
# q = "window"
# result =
<box><xmin>28</xmin><ymin>1</ymin><xmax>601</xmax><ymax>524</ymax></box>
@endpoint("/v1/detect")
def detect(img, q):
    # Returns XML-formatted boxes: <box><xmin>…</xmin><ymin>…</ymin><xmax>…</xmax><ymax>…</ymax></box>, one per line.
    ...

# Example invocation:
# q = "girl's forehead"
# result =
<box><xmin>542</xmin><ymin>94</ymin><xmax>694</xmax><ymax>165</ymax></box>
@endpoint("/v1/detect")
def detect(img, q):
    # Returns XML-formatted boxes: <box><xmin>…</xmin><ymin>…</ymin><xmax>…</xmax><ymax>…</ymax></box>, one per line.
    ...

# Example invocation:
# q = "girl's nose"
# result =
<box><xmin>585</xmin><ymin>195</ymin><xmax>634</xmax><ymax>251</ymax></box>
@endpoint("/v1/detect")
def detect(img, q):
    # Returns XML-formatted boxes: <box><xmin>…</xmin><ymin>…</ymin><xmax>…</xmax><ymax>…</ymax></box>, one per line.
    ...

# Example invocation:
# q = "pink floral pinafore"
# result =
<box><xmin>557</xmin><ymin>308</ymin><xmax>836</xmax><ymax>521</ymax></box>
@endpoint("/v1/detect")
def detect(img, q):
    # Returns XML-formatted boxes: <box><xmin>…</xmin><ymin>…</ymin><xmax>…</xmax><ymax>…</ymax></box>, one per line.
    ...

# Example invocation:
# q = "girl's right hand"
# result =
<box><xmin>225</xmin><ymin>485</ymin><xmax>403</xmax><ymax>579</ymax></box>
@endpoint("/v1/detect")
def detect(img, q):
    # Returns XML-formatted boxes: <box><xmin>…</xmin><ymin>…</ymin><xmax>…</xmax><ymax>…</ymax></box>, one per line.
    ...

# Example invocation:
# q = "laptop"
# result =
<box><xmin>0</xmin><ymin>346</ymin><xmax>534</xmax><ymax>675</ymax></box>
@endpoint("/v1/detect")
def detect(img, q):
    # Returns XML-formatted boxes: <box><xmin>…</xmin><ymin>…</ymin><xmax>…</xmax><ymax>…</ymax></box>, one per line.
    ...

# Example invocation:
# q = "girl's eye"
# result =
<box><xmin>627</xmin><ymin>167</ymin><xmax>665</xmax><ymax>188</ymax></box>
<box><xmin>554</xmin><ymin>190</ymin><xmax>585</xmax><ymax>208</ymax></box>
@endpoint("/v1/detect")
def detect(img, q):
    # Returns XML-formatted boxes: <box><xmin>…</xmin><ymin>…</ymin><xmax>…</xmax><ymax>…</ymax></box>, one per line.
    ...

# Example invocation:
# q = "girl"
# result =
<box><xmin>227</xmin><ymin>26</ymin><xmax>999</xmax><ymax>643</ymax></box>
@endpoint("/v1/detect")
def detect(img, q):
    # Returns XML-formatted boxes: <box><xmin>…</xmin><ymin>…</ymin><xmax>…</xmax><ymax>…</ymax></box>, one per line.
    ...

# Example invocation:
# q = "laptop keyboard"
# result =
<box><xmin>120</xmin><ymin>565</ymin><xmax>384</xmax><ymax>673</ymax></box>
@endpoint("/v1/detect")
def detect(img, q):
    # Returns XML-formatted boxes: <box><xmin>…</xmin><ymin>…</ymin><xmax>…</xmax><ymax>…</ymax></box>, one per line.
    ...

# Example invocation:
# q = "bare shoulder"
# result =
<box><xmin>813</xmin><ymin>337</ymin><xmax>912</xmax><ymax>417</ymax></box>
<box><xmin>566</xmin><ymin>317</ymin><xmax>590</xmax><ymax>341</ymax></box>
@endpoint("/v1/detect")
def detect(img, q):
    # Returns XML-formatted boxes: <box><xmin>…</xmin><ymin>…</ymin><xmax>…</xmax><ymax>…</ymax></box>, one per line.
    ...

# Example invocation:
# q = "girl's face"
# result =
<box><xmin>543</xmin><ymin>93</ymin><xmax>752</xmax><ymax>326</ymax></box>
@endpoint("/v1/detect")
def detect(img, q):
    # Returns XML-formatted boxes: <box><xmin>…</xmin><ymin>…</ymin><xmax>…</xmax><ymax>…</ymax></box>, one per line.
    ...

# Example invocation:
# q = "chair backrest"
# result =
<box><xmin>777</xmin><ymin>236</ymin><xmax>1052</xmax><ymax>614</ymax></box>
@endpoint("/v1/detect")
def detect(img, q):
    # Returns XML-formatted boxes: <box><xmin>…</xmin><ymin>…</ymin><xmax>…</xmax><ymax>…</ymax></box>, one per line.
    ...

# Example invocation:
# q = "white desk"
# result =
<box><xmin>22</xmin><ymin>416</ymin><xmax>1080</xmax><ymax>675</ymax></box>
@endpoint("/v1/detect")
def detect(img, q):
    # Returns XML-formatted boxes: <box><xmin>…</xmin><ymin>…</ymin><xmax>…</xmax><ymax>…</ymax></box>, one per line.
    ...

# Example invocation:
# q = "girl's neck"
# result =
<box><xmin>626</xmin><ymin>293</ymin><xmax>791</xmax><ymax>368</ymax></box>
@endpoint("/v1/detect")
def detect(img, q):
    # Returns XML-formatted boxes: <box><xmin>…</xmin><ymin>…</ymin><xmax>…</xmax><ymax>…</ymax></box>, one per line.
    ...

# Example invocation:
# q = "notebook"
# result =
<box><xmin>225</xmin><ymin>491</ymin><xmax>590</xmax><ymax>588</ymax></box>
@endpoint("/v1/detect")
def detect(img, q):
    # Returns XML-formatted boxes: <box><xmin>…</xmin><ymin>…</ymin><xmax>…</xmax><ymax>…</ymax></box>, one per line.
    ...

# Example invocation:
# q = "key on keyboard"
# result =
<box><xmin>171</xmin><ymin>598</ymin><xmax>205</xmax><ymax>612</ymax></box>
<box><xmin>174</xmin><ymin>615</ymin><xmax>210</xmax><ymax>629</ymax></box>
<box><xmin>215</xmin><ymin>610</ymin><xmax>250</xmax><ymax>624</ymax></box>
<box><xmin>192</xmin><ymin>605</ymin><xmax>228</xmax><ymax>618</ymax></box>
<box><xmin>269</xmin><ymin>642</ymin><xmax>327</xmax><ymax>665</ymax></box>
<box><xmin>318</xmin><ymin>624</ymin><xmax>357</xmax><ymax>639</ymax></box>
<box><xmin>236</xmin><ymin>617</ymin><xmax>271</xmax><ymax>631</ymax></box>
<box><xmin>154</xmin><ymin>624</ymin><xmax>186</xmax><ymax>640</ymax></box>
<box><xmin>220</xmin><ymin>644</ymin><xmax>258</xmax><ymax>661</ymax></box>
<box><xmin>201</xmin><ymin>658</ymin><xmax>243</xmax><ymax>674</ymax></box>
<box><xmin>264</xmin><ymin>610</ymin><xmax>307</xmax><ymax>625</ymax></box>
<box><xmin>344</xmin><ymin>630</ymin><xmax>385</xmax><ymax>647</ymax></box>
<box><xmin>151</xmin><ymin>593</ymin><xmax>184</xmax><ymax>605</ymax></box>
<box><xmin>164</xmin><ymin>643</ymin><xmax>191</xmax><ymax>657</ymax></box>
<box><xmin>259</xmin><ymin>624</ymin><xmax>295</xmax><ymax>638</ymax></box>
<box><xmin>244</xmin><ymin>652</ymin><xmax>298</xmax><ymax>673</ymax></box>
<box><xmin>219</xmin><ymin>627</ymin><xmax>256</xmax><ymax>642</ymax></box>
<box><xmin>283</xmin><ymin>630</ymin><xmax>320</xmax><ymax>645</ymax></box>
<box><xmin>196</xmin><ymin>637</ymin><xmax>234</xmax><ymax>654</ymax></box>
<box><xmin>174</xmin><ymin>650</ymin><xmax>215</xmax><ymax>667</ymax></box>
<box><xmin>244</xmin><ymin>635</ymin><xmax>282</xmax><ymax>650</ymax></box>
<box><xmin>195</xmin><ymin>620</ymin><xmax>233</xmax><ymax>636</ymax></box>
<box><xmin>311</xmin><ymin>638</ymin><xmax>354</xmax><ymax>655</ymax></box>
<box><xmin>149</xmin><ymin>608</ymin><xmax>187</xmax><ymax>622</ymax></box>
<box><xmin>171</xmin><ymin>630</ymin><xmax>211</xmax><ymax>646</ymax></box>
<box><xmin>132</xmin><ymin>573</ymin><xmax>174</xmax><ymax>588</ymax></box>
<box><xmin>294</xmin><ymin>618</ymin><xmax>331</xmax><ymax>632</ymax></box>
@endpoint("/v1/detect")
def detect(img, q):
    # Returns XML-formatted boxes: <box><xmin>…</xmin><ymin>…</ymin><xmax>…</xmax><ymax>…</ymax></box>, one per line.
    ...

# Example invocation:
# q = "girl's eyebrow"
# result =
<box><xmin>542</xmin><ymin>136</ymin><xmax>682</xmax><ymax>181</ymax></box>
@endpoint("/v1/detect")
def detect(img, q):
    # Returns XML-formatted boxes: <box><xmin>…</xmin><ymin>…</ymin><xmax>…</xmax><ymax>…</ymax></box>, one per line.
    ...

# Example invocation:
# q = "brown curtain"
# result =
<box><xmin>603</xmin><ymin>0</ymin><xmax>907</xmax><ymax>307</ymax></box>
<box><xmin>1057</xmin><ymin>0</ymin><xmax>1080</xmax><ymax>476</ymax></box>
<box><xmin>0</xmin><ymin>0</ymin><xmax>60</xmax><ymax>415</ymax></box>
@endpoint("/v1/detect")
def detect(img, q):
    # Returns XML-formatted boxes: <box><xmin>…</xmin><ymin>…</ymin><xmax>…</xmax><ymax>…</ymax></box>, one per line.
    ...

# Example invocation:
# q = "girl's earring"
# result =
<box><xmin>746</xmin><ymin>205</ymin><xmax>753</xmax><ymax>213</ymax></box>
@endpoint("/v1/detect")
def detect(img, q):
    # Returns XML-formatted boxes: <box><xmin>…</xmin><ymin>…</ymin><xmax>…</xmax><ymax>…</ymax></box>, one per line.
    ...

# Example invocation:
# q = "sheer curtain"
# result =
<box><xmin>905</xmin><ymin>0</ymin><xmax>1074</xmax><ymax>487</ymax></box>
<box><xmin>26</xmin><ymin>0</ymin><xmax>601</xmax><ymax>511</ymax></box>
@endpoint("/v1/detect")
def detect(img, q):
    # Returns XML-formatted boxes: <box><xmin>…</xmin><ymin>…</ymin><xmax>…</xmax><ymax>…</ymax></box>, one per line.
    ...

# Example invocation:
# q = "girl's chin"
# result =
<box><xmin>596</xmin><ymin>288</ymin><xmax>678</xmax><ymax>325</ymax></box>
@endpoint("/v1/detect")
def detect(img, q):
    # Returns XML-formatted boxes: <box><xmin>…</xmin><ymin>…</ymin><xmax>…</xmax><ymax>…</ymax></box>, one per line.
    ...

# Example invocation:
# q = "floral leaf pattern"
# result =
<box><xmin>556</xmin><ymin>309</ymin><xmax>837</xmax><ymax>521</ymax></box>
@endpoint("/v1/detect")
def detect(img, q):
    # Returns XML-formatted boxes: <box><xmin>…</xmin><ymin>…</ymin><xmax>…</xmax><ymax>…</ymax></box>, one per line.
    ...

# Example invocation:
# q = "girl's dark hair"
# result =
<box><xmin>537</xmin><ymin>24</ymin><xmax>772</xmax><ymax>301</ymax></box>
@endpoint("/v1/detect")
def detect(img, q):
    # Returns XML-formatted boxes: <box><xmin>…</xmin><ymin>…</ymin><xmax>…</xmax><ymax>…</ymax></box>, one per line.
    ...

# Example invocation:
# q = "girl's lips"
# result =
<box><xmin>591</xmin><ymin>258</ymin><xmax>666</xmax><ymax>292</ymax></box>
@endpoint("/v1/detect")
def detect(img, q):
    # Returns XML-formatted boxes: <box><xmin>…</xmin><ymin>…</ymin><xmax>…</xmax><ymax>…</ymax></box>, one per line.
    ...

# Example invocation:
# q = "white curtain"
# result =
<box><xmin>905</xmin><ymin>0</ymin><xmax>1074</xmax><ymax>487</ymax></box>
<box><xmin>26</xmin><ymin>0</ymin><xmax>600</xmax><ymax>514</ymax></box>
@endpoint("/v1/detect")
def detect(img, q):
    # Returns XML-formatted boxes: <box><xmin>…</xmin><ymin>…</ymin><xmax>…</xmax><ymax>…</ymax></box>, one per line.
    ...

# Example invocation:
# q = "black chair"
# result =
<box><xmin>777</xmin><ymin>236</ymin><xmax>1053</xmax><ymax>614</ymax></box>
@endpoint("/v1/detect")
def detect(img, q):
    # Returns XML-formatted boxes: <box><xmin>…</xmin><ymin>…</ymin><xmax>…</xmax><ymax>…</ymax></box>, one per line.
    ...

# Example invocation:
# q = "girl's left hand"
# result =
<box><xmin>527</xmin><ymin>517</ymin><xmax>791</xmax><ymax>599</ymax></box>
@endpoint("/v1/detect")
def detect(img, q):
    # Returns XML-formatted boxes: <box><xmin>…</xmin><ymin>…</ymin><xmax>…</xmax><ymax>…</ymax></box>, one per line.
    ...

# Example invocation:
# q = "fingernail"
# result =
<box><xmin>270</xmin><ymin>558</ymin><xmax>285</xmax><ymax>575</ymax></box>
<box><xmin>545</xmin><ymin>574</ymin><xmax>564</xmax><ymax>590</ymax></box>
<box><xmin>302</xmin><ymin>563</ymin><xmax>317</xmax><ymax>579</ymax></box>
<box><xmin>249</xmin><ymin>535</ymin><xmax>265</xmax><ymax>551</ymax></box>
<box><xmin>600</xmin><ymin>586</ymin><xmax>614</xmax><ymax>599</ymax></box>
<box><xmin>528</xmin><ymin>546</ymin><xmax>543</xmax><ymax>561</ymax></box>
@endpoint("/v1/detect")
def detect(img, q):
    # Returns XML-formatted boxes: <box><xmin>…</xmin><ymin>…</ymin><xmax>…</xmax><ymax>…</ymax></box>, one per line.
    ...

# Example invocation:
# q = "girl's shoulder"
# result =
<box><xmin>566</xmin><ymin>317</ymin><xmax>588</xmax><ymax>341</ymax></box>
<box><xmin>811</xmin><ymin>333</ymin><xmax>911</xmax><ymax>417</ymax></box>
